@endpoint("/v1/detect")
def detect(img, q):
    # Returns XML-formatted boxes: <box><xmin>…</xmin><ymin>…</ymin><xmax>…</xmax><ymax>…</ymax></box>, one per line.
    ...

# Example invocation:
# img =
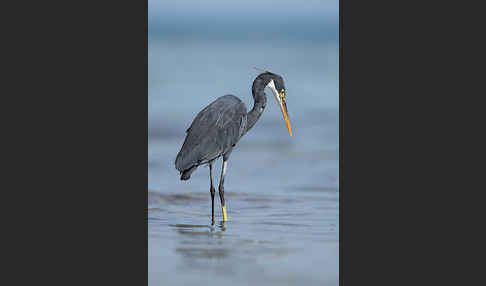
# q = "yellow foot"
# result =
<box><xmin>222</xmin><ymin>205</ymin><xmax>228</xmax><ymax>222</ymax></box>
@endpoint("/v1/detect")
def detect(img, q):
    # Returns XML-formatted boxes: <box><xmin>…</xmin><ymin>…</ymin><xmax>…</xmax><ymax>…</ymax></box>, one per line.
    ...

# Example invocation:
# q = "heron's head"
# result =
<box><xmin>258</xmin><ymin>72</ymin><xmax>292</xmax><ymax>136</ymax></box>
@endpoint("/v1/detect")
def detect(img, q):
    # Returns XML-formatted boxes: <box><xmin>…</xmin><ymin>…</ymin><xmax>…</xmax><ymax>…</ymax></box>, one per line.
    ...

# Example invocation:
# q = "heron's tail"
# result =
<box><xmin>180</xmin><ymin>165</ymin><xmax>197</xmax><ymax>180</ymax></box>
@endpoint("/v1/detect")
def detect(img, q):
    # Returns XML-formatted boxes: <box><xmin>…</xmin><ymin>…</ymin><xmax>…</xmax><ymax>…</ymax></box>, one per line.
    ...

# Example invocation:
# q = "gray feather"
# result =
<box><xmin>175</xmin><ymin>95</ymin><xmax>248</xmax><ymax>177</ymax></box>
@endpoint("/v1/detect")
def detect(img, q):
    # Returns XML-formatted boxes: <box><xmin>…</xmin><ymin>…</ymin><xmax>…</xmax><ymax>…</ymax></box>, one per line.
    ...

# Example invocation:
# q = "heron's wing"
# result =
<box><xmin>175</xmin><ymin>95</ymin><xmax>248</xmax><ymax>172</ymax></box>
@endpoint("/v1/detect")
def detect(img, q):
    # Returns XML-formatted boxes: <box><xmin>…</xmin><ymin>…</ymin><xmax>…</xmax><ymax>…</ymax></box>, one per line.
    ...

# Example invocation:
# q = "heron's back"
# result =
<box><xmin>175</xmin><ymin>95</ymin><xmax>248</xmax><ymax>179</ymax></box>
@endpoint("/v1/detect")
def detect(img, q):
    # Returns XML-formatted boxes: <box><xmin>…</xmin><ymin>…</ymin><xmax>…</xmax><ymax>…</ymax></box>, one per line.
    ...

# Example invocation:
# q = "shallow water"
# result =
<box><xmin>148</xmin><ymin>14</ymin><xmax>339</xmax><ymax>286</ymax></box>
<box><xmin>148</xmin><ymin>188</ymin><xmax>338</xmax><ymax>286</ymax></box>
<box><xmin>149</xmin><ymin>132</ymin><xmax>339</xmax><ymax>286</ymax></box>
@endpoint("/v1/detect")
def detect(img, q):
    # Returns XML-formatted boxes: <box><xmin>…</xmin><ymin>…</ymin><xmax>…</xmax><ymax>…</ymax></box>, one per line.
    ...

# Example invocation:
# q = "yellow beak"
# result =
<box><xmin>279</xmin><ymin>99</ymin><xmax>292</xmax><ymax>136</ymax></box>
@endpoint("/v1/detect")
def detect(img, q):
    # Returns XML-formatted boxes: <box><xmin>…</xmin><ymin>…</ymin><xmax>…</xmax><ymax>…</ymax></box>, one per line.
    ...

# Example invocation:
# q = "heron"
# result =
<box><xmin>175</xmin><ymin>71</ymin><xmax>292</xmax><ymax>225</ymax></box>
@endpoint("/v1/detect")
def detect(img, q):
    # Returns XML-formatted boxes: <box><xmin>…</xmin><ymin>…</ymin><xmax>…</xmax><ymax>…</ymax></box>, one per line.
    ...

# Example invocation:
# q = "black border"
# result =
<box><xmin>338</xmin><ymin>0</ymin><xmax>470</xmax><ymax>284</ymax></box>
<box><xmin>4</xmin><ymin>1</ymin><xmax>148</xmax><ymax>284</ymax></box>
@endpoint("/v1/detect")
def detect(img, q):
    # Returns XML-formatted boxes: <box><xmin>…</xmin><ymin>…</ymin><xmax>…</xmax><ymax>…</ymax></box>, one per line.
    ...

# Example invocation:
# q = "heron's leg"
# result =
<box><xmin>218</xmin><ymin>159</ymin><xmax>228</xmax><ymax>222</ymax></box>
<box><xmin>209</xmin><ymin>162</ymin><xmax>215</xmax><ymax>225</ymax></box>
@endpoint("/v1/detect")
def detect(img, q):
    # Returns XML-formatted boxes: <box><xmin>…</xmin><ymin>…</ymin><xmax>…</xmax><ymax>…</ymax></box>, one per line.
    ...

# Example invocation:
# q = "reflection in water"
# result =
<box><xmin>176</xmin><ymin>247</ymin><xmax>230</xmax><ymax>259</ymax></box>
<box><xmin>169</xmin><ymin>221</ymin><xmax>226</xmax><ymax>239</ymax></box>
<box><xmin>149</xmin><ymin>188</ymin><xmax>338</xmax><ymax>286</ymax></box>
<box><xmin>170</xmin><ymin>224</ymin><xmax>212</xmax><ymax>228</ymax></box>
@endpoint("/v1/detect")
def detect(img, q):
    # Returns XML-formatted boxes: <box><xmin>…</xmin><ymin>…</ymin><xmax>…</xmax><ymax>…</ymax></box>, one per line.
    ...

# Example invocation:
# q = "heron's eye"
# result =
<box><xmin>279</xmin><ymin>89</ymin><xmax>285</xmax><ymax>100</ymax></box>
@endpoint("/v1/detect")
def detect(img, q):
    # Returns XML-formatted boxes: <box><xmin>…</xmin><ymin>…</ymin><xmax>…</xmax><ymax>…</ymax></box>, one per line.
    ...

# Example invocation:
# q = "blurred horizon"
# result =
<box><xmin>149</xmin><ymin>0</ymin><xmax>338</xmax><ymax>18</ymax></box>
<box><xmin>149</xmin><ymin>0</ymin><xmax>338</xmax><ymax>42</ymax></box>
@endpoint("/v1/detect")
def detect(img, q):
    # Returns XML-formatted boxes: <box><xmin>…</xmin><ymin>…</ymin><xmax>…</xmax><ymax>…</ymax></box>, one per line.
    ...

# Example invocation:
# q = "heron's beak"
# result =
<box><xmin>278</xmin><ymin>92</ymin><xmax>292</xmax><ymax>136</ymax></box>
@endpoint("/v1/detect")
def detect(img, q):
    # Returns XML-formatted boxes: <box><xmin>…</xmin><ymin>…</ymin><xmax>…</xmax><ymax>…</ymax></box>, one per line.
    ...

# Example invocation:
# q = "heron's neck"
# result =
<box><xmin>246</xmin><ymin>77</ymin><xmax>267</xmax><ymax>133</ymax></box>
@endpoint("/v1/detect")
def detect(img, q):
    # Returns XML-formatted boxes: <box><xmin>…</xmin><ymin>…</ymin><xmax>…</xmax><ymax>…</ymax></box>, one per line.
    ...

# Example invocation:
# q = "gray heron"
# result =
<box><xmin>175</xmin><ymin>71</ymin><xmax>292</xmax><ymax>224</ymax></box>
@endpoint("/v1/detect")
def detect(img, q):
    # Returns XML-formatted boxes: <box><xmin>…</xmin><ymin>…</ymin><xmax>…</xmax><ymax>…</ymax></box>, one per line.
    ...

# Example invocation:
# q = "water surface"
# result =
<box><xmin>148</xmin><ymin>17</ymin><xmax>339</xmax><ymax>286</ymax></box>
